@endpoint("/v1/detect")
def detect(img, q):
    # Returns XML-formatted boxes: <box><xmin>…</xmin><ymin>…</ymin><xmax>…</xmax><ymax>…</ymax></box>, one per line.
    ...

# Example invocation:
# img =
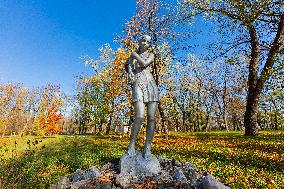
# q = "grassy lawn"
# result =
<box><xmin>0</xmin><ymin>130</ymin><xmax>283</xmax><ymax>189</ymax></box>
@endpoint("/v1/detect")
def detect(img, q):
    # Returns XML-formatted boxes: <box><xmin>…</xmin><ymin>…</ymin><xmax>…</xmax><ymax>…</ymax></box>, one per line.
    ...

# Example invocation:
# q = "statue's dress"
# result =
<box><xmin>128</xmin><ymin>53</ymin><xmax>159</xmax><ymax>103</ymax></box>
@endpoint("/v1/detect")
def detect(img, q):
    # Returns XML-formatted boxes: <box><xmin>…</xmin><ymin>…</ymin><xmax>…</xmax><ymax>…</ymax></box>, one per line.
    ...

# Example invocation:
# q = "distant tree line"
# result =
<box><xmin>0</xmin><ymin>83</ymin><xmax>66</xmax><ymax>136</ymax></box>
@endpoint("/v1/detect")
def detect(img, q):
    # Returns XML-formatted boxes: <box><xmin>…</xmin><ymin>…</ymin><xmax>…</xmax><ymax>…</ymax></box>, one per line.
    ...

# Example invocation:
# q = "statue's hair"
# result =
<box><xmin>137</xmin><ymin>35</ymin><xmax>152</xmax><ymax>54</ymax></box>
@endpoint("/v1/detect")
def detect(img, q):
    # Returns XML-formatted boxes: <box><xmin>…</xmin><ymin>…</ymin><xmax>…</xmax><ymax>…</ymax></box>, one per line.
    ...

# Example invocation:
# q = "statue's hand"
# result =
<box><xmin>128</xmin><ymin>73</ymin><xmax>135</xmax><ymax>83</ymax></box>
<box><xmin>131</xmin><ymin>51</ymin><xmax>137</xmax><ymax>57</ymax></box>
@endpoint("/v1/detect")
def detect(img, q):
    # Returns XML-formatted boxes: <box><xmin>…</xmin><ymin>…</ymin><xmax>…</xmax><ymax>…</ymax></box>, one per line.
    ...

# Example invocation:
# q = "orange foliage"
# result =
<box><xmin>36</xmin><ymin>103</ymin><xmax>63</xmax><ymax>134</ymax></box>
<box><xmin>34</xmin><ymin>85</ymin><xmax>65</xmax><ymax>135</ymax></box>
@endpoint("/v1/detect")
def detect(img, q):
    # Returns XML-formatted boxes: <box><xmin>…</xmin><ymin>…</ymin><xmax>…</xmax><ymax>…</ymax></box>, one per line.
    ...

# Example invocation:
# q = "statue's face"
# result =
<box><xmin>139</xmin><ymin>37</ymin><xmax>150</xmax><ymax>49</ymax></box>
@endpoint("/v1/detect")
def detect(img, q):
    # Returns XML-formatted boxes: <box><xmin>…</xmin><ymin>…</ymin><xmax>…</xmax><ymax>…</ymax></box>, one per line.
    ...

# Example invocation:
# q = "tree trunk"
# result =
<box><xmin>222</xmin><ymin>68</ymin><xmax>229</xmax><ymax>131</ymax></box>
<box><xmin>175</xmin><ymin>118</ymin><xmax>179</xmax><ymax>132</ymax></box>
<box><xmin>93</xmin><ymin>124</ymin><xmax>97</xmax><ymax>135</ymax></box>
<box><xmin>244</xmin><ymin>24</ymin><xmax>260</xmax><ymax>136</ymax></box>
<box><xmin>244</xmin><ymin>14</ymin><xmax>284</xmax><ymax>136</ymax></box>
<box><xmin>106</xmin><ymin>116</ymin><xmax>112</xmax><ymax>135</ymax></box>
<box><xmin>182</xmin><ymin>111</ymin><xmax>186</xmax><ymax>131</ymax></box>
<box><xmin>205</xmin><ymin>113</ymin><xmax>210</xmax><ymax>132</ymax></box>
<box><xmin>99</xmin><ymin>121</ymin><xmax>103</xmax><ymax>133</ymax></box>
<box><xmin>78</xmin><ymin>124</ymin><xmax>82</xmax><ymax>134</ymax></box>
<box><xmin>244</xmin><ymin>91</ymin><xmax>259</xmax><ymax>136</ymax></box>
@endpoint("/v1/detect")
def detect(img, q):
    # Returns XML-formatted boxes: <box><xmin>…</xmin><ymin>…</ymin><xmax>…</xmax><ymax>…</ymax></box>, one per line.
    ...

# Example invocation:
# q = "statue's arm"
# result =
<box><xmin>131</xmin><ymin>52</ymin><xmax>154</xmax><ymax>67</ymax></box>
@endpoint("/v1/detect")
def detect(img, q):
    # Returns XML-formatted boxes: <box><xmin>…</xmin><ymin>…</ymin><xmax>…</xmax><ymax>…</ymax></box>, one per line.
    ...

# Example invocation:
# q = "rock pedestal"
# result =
<box><xmin>202</xmin><ymin>172</ymin><xmax>231</xmax><ymax>189</ymax></box>
<box><xmin>116</xmin><ymin>151</ymin><xmax>161</xmax><ymax>188</ymax></box>
<box><xmin>52</xmin><ymin>157</ymin><xmax>231</xmax><ymax>189</ymax></box>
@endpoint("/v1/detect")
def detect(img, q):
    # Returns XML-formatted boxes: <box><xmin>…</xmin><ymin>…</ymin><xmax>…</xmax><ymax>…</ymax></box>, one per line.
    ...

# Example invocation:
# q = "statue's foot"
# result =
<box><xmin>142</xmin><ymin>149</ymin><xmax>151</xmax><ymax>160</ymax></box>
<box><xmin>126</xmin><ymin>147</ymin><xmax>136</xmax><ymax>156</ymax></box>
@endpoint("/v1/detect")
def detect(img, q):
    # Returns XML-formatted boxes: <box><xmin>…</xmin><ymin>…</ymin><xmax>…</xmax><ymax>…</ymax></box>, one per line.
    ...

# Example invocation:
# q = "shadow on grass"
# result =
<box><xmin>60</xmin><ymin>133</ymin><xmax>127</xmax><ymax>139</ymax></box>
<box><xmin>192</xmin><ymin>136</ymin><xmax>284</xmax><ymax>155</ymax></box>
<box><xmin>154</xmin><ymin>134</ymin><xmax>284</xmax><ymax>174</ymax></box>
<box><xmin>168</xmin><ymin>133</ymin><xmax>284</xmax><ymax>154</ymax></box>
<box><xmin>0</xmin><ymin>136</ymin><xmax>126</xmax><ymax>189</ymax></box>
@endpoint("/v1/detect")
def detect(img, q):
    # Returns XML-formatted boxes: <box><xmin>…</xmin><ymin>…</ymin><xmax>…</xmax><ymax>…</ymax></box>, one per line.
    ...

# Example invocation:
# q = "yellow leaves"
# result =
<box><xmin>77</xmin><ymin>46</ymin><xmax>132</xmax><ymax>127</ymax></box>
<box><xmin>146</xmin><ymin>132</ymin><xmax>284</xmax><ymax>188</ymax></box>
<box><xmin>38</xmin><ymin>163</ymin><xmax>68</xmax><ymax>177</ymax></box>
<box><xmin>268</xmin><ymin>152</ymin><xmax>280</xmax><ymax>161</ymax></box>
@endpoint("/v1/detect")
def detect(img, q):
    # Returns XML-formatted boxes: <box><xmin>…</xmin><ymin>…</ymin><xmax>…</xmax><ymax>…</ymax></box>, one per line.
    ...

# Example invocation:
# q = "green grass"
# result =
<box><xmin>0</xmin><ymin>130</ymin><xmax>283</xmax><ymax>188</ymax></box>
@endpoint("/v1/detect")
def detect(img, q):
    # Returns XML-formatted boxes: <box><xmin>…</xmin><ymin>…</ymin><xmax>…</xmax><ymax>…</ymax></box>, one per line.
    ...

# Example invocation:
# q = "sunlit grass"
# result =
<box><xmin>0</xmin><ymin>130</ymin><xmax>283</xmax><ymax>188</ymax></box>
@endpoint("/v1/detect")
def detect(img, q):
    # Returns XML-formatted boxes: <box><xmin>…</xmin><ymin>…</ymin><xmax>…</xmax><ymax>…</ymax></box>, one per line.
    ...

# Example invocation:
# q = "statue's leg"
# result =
<box><xmin>143</xmin><ymin>101</ymin><xmax>158</xmax><ymax>159</ymax></box>
<box><xmin>127</xmin><ymin>101</ymin><xmax>145</xmax><ymax>156</ymax></box>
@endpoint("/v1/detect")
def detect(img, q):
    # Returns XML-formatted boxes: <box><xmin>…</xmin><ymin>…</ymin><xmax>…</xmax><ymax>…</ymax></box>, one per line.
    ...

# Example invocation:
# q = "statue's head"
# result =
<box><xmin>139</xmin><ymin>35</ymin><xmax>151</xmax><ymax>50</ymax></box>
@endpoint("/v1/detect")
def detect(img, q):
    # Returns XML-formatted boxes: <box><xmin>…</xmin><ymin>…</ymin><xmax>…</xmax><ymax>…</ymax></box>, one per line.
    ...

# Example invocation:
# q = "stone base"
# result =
<box><xmin>116</xmin><ymin>151</ymin><xmax>161</xmax><ymax>188</ymax></box>
<box><xmin>52</xmin><ymin>157</ymin><xmax>231</xmax><ymax>189</ymax></box>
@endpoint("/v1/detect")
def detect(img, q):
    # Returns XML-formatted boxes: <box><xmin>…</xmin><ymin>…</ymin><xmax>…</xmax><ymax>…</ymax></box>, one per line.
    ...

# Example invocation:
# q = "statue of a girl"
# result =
<box><xmin>125</xmin><ymin>35</ymin><xmax>159</xmax><ymax>159</ymax></box>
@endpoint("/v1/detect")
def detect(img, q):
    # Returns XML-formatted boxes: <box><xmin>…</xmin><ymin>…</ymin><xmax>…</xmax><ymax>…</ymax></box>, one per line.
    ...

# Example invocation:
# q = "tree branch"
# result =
<box><xmin>211</xmin><ymin>40</ymin><xmax>250</xmax><ymax>61</ymax></box>
<box><xmin>257</xmin><ymin>13</ymin><xmax>284</xmax><ymax>93</ymax></box>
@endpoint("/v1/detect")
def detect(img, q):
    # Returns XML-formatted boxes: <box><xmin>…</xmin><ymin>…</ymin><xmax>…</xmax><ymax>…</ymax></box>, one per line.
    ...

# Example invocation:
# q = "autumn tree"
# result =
<box><xmin>34</xmin><ymin>84</ymin><xmax>65</xmax><ymax>135</ymax></box>
<box><xmin>76</xmin><ymin>45</ymin><xmax>130</xmax><ymax>135</ymax></box>
<box><xmin>0</xmin><ymin>83</ymin><xmax>29</xmax><ymax>136</ymax></box>
<box><xmin>75</xmin><ymin>76</ymin><xmax>101</xmax><ymax>134</ymax></box>
<box><xmin>180</xmin><ymin>0</ymin><xmax>284</xmax><ymax>136</ymax></box>
<box><xmin>0</xmin><ymin>83</ymin><xmax>66</xmax><ymax>136</ymax></box>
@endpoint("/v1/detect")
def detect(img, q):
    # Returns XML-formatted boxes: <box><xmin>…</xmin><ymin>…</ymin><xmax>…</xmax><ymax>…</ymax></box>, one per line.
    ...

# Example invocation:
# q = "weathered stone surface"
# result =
<box><xmin>120</xmin><ymin>151</ymin><xmax>161</xmax><ymax>176</ymax></box>
<box><xmin>70</xmin><ymin>179</ymin><xmax>93</xmax><ymax>189</ymax></box>
<box><xmin>201</xmin><ymin>172</ymin><xmax>231</xmax><ymax>189</ymax></box>
<box><xmin>173</xmin><ymin>166</ymin><xmax>187</xmax><ymax>183</ymax></box>
<box><xmin>115</xmin><ymin>174</ymin><xmax>135</xmax><ymax>188</ymax></box>
<box><xmin>183</xmin><ymin>162</ymin><xmax>198</xmax><ymax>186</ymax></box>
<box><xmin>116</xmin><ymin>151</ymin><xmax>161</xmax><ymax>188</ymax></box>
<box><xmin>159</xmin><ymin>157</ymin><xmax>172</xmax><ymax>171</ymax></box>
<box><xmin>70</xmin><ymin>169</ymin><xmax>85</xmax><ymax>182</ymax></box>
<box><xmin>84</xmin><ymin>167</ymin><xmax>101</xmax><ymax>180</ymax></box>
<box><xmin>52</xmin><ymin>157</ymin><xmax>231</xmax><ymax>189</ymax></box>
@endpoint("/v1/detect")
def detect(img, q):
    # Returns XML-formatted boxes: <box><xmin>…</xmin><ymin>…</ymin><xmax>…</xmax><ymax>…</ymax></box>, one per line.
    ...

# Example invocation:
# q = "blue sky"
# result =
<box><xmin>0</xmin><ymin>0</ymin><xmax>136</xmax><ymax>95</ymax></box>
<box><xmin>0</xmin><ymin>0</ymin><xmax>221</xmax><ymax>97</ymax></box>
